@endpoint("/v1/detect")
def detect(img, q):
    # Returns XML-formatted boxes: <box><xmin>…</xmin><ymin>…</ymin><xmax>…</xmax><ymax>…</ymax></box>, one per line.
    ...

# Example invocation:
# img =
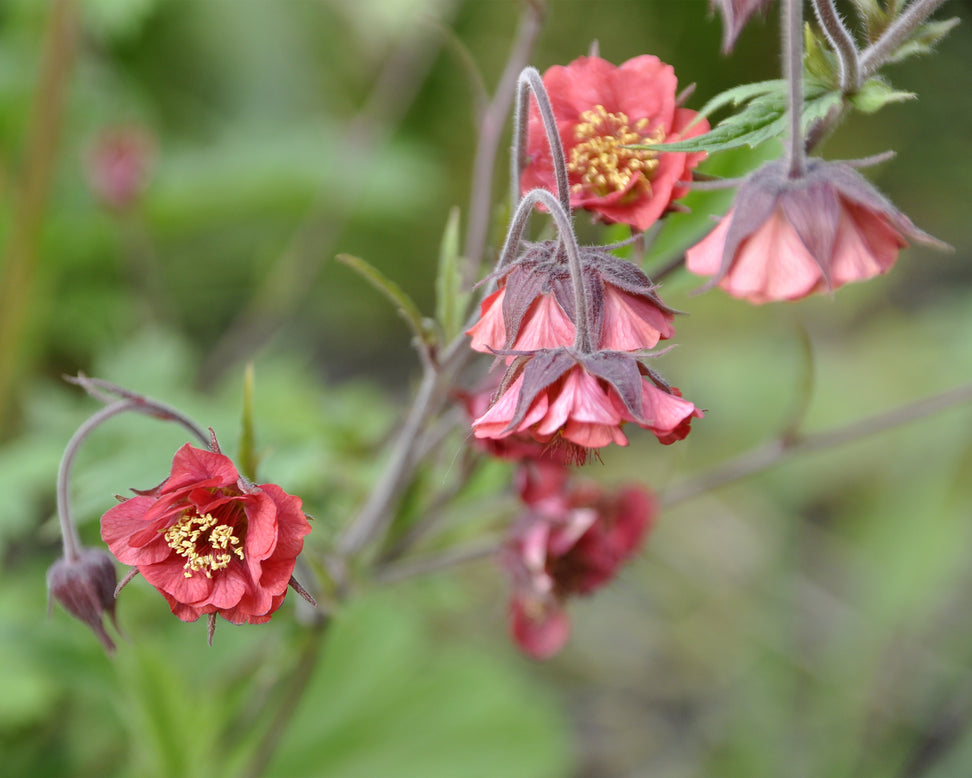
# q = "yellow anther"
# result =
<box><xmin>568</xmin><ymin>106</ymin><xmax>665</xmax><ymax>199</ymax></box>
<box><xmin>163</xmin><ymin>512</ymin><xmax>245</xmax><ymax>578</ymax></box>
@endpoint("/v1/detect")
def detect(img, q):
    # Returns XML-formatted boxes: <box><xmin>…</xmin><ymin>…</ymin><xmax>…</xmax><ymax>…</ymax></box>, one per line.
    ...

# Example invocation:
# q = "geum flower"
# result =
<box><xmin>467</xmin><ymin>240</ymin><xmax>677</xmax><ymax>356</ymax></box>
<box><xmin>505</xmin><ymin>482</ymin><xmax>656</xmax><ymax>659</ymax></box>
<box><xmin>686</xmin><ymin>158</ymin><xmax>949</xmax><ymax>304</ymax></box>
<box><xmin>101</xmin><ymin>443</ymin><xmax>311</xmax><ymax>626</ymax></box>
<box><xmin>521</xmin><ymin>55</ymin><xmax>709</xmax><ymax>231</ymax></box>
<box><xmin>472</xmin><ymin>348</ymin><xmax>702</xmax><ymax>460</ymax></box>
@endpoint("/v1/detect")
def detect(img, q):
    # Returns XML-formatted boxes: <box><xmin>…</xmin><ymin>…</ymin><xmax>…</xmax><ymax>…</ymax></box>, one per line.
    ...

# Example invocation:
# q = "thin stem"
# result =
<box><xmin>811</xmin><ymin>0</ymin><xmax>862</xmax><ymax>91</ymax></box>
<box><xmin>463</xmin><ymin>1</ymin><xmax>544</xmax><ymax>271</ymax></box>
<box><xmin>0</xmin><ymin>0</ymin><xmax>78</xmax><ymax>431</ymax></box>
<box><xmin>518</xmin><ymin>188</ymin><xmax>591</xmax><ymax>352</ymax></box>
<box><xmin>859</xmin><ymin>0</ymin><xmax>948</xmax><ymax>79</ymax></box>
<box><xmin>375</xmin><ymin>537</ymin><xmax>501</xmax><ymax>585</ymax></box>
<box><xmin>511</xmin><ymin>67</ymin><xmax>571</xmax><ymax>216</ymax></box>
<box><xmin>56</xmin><ymin>387</ymin><xmax>210</xmax><ymax>562</ymax></box>
<box><xmin>661</xmin><ymin>380</ymin><xmax>972</xmax><ymax>508</ymax></box>
<box><xmin>783</xmin><ymin>0</ymin><xmax>807</xmax><ymax>178</ymax></box>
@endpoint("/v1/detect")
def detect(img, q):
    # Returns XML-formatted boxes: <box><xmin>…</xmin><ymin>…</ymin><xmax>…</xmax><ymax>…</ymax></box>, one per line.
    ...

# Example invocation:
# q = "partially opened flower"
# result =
<box><xmin>504</xmin><ymin>482</ymin><xmax>656</xmax><ymax>659</ymax></box>
<box><xmin>472</xmin><ymin>349</ymin><xmax>702</xmax><ymax>460</ymax></box>
<box><xmin>686</xmin><ymin>158</ymin><xmax>948</xmax><ymax>304</ymax></box>
<box><xmin>521</xmin><ymin>55</ymin><xmax>709</xmax><ymax>230</ymax></box>
<box><xmin>101</xmin><ymin>443</ymin><xmax>311</xmax><ymax>625</ymax></box>
<box><xmin>467</xmin><ymin>240</ymin><xmax>677</xmax><ymax>356</ymax></box>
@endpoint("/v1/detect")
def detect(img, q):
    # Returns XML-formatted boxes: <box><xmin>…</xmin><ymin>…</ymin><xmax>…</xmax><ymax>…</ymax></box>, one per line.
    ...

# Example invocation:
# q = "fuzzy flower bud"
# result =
<box><xmin>47</xmin><ymin>547</ymin><xmax>119</xmax><ymax>653</ymax></box>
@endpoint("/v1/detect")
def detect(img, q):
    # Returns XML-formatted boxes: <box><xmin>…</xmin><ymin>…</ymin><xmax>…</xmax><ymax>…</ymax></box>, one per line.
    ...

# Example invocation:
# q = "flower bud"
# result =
<box><xmin>47</xmin><ymin>548</ymin><xmax>119</xmax><ymax>653</ymax></box>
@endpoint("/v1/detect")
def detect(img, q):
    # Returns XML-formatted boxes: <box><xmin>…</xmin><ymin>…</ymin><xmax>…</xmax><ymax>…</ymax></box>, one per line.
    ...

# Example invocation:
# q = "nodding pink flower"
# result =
<box><xmin>472</xmin><ymin>349</ymin><xmax>702</xmax><ymax>462</ymax></box>
<box><xmin>504</xmin><ymin>482</ymin><xmax>656</xmax><ymax>659</ymax></box>
<box><xmin>47</xmin><ymin>548</ymin><xmax>120</xmax><ymax>653</ymax></box>
<box><xmin>101</xmin><ymin>443</ymin><xmax>311</xmax><ymax>625</ymax></box>
<box><xmin>521</xmin><ymin>55</ymin><xmax>709</xmax><ymax>231</ymax></box>
<box><xmin>686</xmin><ymin>159</ymin><xmax>949</xmax><ymax>304</ymax></box>
<box><xmin>467</xmin><ymin>240</ymin><xmax>676</xmax><ymax>356</ymax></box>
<box><xmin>710</xmin><ymin>0</ymin><xmax>775</xmax><ymax>53</ymax></box>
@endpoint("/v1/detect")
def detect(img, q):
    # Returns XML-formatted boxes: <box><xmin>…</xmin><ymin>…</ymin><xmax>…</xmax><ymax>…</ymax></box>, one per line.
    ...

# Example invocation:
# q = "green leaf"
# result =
<box><xmin>435</xmin><ymin>207</ymin><xmax>468</xmax><ymax>341</ymax></box>
<box><xmin>884</xmin><ymin>17</ymin><xmax>961</xmax><ymax>64</ymax></box>
<box><xmin>850</xmin><ymin>0</ymin><xmax>889</xmax><ymax>41</ymax></box>
<box><xmin>850</xmin><ymin>78</ymin><xmax>916</xmax><ymax>114</ymax></box>
<box><xmin>335</xmin><ymin>253</ymin><xmax>434</xmax><ymax>347</ymax></box>
<box><xmin>647</xmin><ymin>80</ymin><xmax>842</xmax><ymax>155</ymax></box>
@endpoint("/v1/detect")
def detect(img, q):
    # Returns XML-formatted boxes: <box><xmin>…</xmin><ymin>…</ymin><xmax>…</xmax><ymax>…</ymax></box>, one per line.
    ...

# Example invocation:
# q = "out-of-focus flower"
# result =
<box><xmin>472</xmin><ymin>349</ymin><xmax>702</xmax><ymax>460</ymax></box>
<box><xmin>504</xmin><ymin>483</ymin><xmax>656</xmax><ymax>659</ymax></box>
<box><xmin>521</xmin><ymin>55</ymin><xmax>709</xmax><ymax>231</ymax></box>
<box><xmin>467</xmin><ymin>241</ymin><xmax>676</xmax><ymax>356</ymax></box>
<box><xmin>85</xmin><ymin>125</ymin><xmax>156</xmax><ymax>211</ymax></box>
<box><xmin>101</xmin><ymin>443</ymin><xmax>311</xmax><ymax>625</ymax></box>
<box><xmin>686</xmin><ymin>159</ymin><xmax>948</xmax><ymax>304</ymax></box>
<box><xmin>47</xmin><ymin>547</ymin><xmax>120</xmax><ymax>653</ymax></box>
<box><xmin>710</xmin><ymin>0</ymin><xmax>774</xmax><ymax>53</ymax></box>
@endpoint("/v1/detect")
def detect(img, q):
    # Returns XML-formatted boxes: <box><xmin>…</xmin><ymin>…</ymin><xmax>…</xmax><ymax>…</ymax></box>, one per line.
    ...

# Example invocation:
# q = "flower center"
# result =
<box><xmin>568</xmin><ymin>105</ymin><xmax>665</xmax><ymax>199</ymax></box>
<box><xmin>164</xmin><ymin>511</ymin><xmax>245</xmax><ymax>578</ymax></box>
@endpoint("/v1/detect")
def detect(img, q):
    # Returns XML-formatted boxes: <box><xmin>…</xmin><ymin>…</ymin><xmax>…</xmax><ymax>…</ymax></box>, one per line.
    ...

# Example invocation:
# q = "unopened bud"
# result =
<box><xmin>47</xmin><ymin>548</ymin><xmax>119</xmax><ymax>654</ymax></box>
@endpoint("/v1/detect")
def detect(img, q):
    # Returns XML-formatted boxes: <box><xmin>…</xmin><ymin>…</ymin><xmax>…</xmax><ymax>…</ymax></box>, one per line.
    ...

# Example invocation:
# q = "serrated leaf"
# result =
<box><xmin>435</xmin><ymin>207</ymin><xmax>468</xmax><ymax>340</ymax></box>
<box><xmin>650</xmin><ymin>81</ymin><xmax>842</xmax><ymax>155</ymax></box>
<box><xmin>335</xmin><ymin>253</ymin><xmax>434</xmax><ymax>347</ymax></box>
<box><xmin>850</xmin><ymin>78</ymin><xmax>915</xmax><ymax>114</ymax></box>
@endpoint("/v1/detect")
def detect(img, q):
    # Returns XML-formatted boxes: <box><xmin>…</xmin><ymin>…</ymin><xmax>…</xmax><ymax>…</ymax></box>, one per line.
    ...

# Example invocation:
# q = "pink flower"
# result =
<box><xmin>467</xmin><ymin>240</ymin><xmax>676</xmax><ymax>356</ymax></box>
<box><xmin>472</xmin><ymin>349</ymin><xmax>702</xmax><ymax>459</ymax></box>
<box><xmin>101</xmin><ymin>443</ymin><xmax>311</xmax><ymax>625</ymax></box>
<box><xmin>85</xmin><ymin>126</ymin><xmax>156</xmax><ymax>210</ymax></box>
<box><xmin>522</xmin><ymin>55</ymin><xmax>709</xmax><ymax>230</ymax></box>
<box><xmin>686</xmin><ymin>159</ymin><xmax>948</xmax><ymax>304</ymax></box>
<box><xmin>504</xmin><ymin>483</ymin><xmax>656</xmax><ymax>659</ymax></box>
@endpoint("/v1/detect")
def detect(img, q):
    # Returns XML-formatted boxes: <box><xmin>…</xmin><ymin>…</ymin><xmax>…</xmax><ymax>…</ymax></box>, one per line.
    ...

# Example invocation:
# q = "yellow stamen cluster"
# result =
<box><xmin>568</xmin><ymin>105</ymin><xmax>665</xmax><ymax>199</ymax></box>
<box><xmin>164</xmin><ymin>512</ymin><xmax>244</xmax><ymax>579</ymax></box>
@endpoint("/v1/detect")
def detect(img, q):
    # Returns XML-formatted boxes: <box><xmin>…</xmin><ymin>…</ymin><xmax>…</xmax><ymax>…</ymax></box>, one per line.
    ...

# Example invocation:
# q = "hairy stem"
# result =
<box><xmin>511</xmin><ymin>67</ymin><xmax>572</xmax><ymax>215</ymax></box>
<box><xmin>783</xmin><ymin>0</ymin><xmax>807</xmax><ymax>177</ymax></box>
<box><xmin>811</xmin><ymin>0</ymin><xmax>862</xmax><ymax>91</ymax></box>
<box><xmin>859</xmin><ymin>0</ymin><xmax>948</xmax><ymax>78</ymax></box>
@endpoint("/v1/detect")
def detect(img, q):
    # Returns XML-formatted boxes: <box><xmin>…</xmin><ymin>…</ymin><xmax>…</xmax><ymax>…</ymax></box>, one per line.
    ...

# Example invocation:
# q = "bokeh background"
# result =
<box><xmin>2</xmin><ymin>0</ymin><xmax>971</xmax><ymax>776</ymax></box>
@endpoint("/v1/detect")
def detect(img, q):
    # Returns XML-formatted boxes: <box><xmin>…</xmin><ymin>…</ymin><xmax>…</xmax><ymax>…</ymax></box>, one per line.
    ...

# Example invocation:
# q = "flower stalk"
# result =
<box><xmin>859</xmin><ymin>0</ymin><xmax>949</xmax><ymax>78</ymax></box>
<box><xmin>811</xmin><ymin>0</ymin><xmax>861</xmax><ymax>91</ymax></box>
<box><xmin>783</xmin><ymin>0</ymin><xmax>807</xmax><ymax>178</ymax></box>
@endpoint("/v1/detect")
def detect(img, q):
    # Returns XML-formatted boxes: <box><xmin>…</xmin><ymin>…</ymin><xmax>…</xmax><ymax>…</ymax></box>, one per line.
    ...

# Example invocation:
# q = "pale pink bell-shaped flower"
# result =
<box><xmin>686</xmin><ymin>158</ymin><xmax>948</xmax><ymax>304</ymax></box>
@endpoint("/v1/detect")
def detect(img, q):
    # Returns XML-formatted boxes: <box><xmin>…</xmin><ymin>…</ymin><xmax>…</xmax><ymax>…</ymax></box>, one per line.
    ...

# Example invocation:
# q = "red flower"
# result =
<box><xmin>101</xmin><ymin>443</ymin><xmax>311</xmax><ymax>625</ymax></box>
<box><xmin>504</xmin><ymin>483</ymin><xmax>656</xmax><ymax>659</ymax></box>
<box><xmin>472</xmin><ymin>349</ymin><xmax>702</xmax><ymax>458</ymax></box>
<box><xmin>85</xmin><ymin>125</ymin><xmax>156</xmax><ymax>211</ymax></box>
<box><xmin>686</xmin><ymin>159</ymin><xmax>947</xmax><ymax>304</ymax></box>
<box><xmin>521</xmin><ymin>55</ymin><xmax>709</xmax><ymax>230</ymax></box>
<box><xmin>467</xmin><ymin>240</ymin><xmax>676</xmax><ymax>356</ymax></box>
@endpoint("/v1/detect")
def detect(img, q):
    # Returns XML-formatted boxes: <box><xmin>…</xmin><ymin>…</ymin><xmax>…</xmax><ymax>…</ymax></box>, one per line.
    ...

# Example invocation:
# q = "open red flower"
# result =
<box><xmin>504</xmin><ymin>482</ymin><xmax>657</xmax><ymax>659</ymax></box>
<box><xmin>521</xmin><ymin>55</ymin><xmax>709</xmax><ymax>230</ymax></box>
<box><xmin>686</xmin><ymin>159</ymin><xmax>948</xmax><ymax>304</ymax></box>
<box><xmin>101</xmin><ymin>443</ymin><xmax>311</xmax><ymax>625</ymax></box>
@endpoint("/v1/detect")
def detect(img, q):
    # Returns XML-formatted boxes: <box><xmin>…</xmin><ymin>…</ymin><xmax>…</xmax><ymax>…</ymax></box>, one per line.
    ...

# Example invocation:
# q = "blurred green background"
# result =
<box><xmin>2</xmin><ymin>0</ymin><xmax>971</xmax><ymax>776</ymax></box>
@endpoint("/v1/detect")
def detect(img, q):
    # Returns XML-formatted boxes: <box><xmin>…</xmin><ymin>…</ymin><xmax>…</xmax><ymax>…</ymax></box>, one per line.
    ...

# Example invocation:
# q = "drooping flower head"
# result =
<box><xmin>472</xmin><ymin>348</ymin><xmax>702</xmax><ymax>462</ymax></box>
<box><xmin>686</xmin><ymin>158</ymin><xmax>949</xmax><ymax>304</ymax></box>
<box><xmin>467</xmin><ymin>239</ymin><xmax>677</xmax><ymax>356</ymax></box>
<box><xmin>521</xmin><ymin>55</ymin><xmax>709</xmax><ymax>231</ymax></box>
<box><xmin>101</xmin><ymin>442</ymin><xmax>311</xmax><ymax>625</ymax></box>
<box><xmin>504</xmin><ymin>482</ymin><xmax>657</xmax><ymax>659</ymax></box>
<box><xmin>47</xmin><ymin>547</ymin><xmax>120</xmax><ymax>653</ymax></box>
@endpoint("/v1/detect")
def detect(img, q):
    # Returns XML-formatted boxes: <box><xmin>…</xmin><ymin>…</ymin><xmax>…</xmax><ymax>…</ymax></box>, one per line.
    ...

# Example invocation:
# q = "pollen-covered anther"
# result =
<box><xmin>568</xmin><ymin>105</ymin><xmax>665</xmax><ymax>198</ymax></box>
<box><xmin>164</xmin><ymin>512</ymin><xmax>245</xmax><ymax>579</ymax></box>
